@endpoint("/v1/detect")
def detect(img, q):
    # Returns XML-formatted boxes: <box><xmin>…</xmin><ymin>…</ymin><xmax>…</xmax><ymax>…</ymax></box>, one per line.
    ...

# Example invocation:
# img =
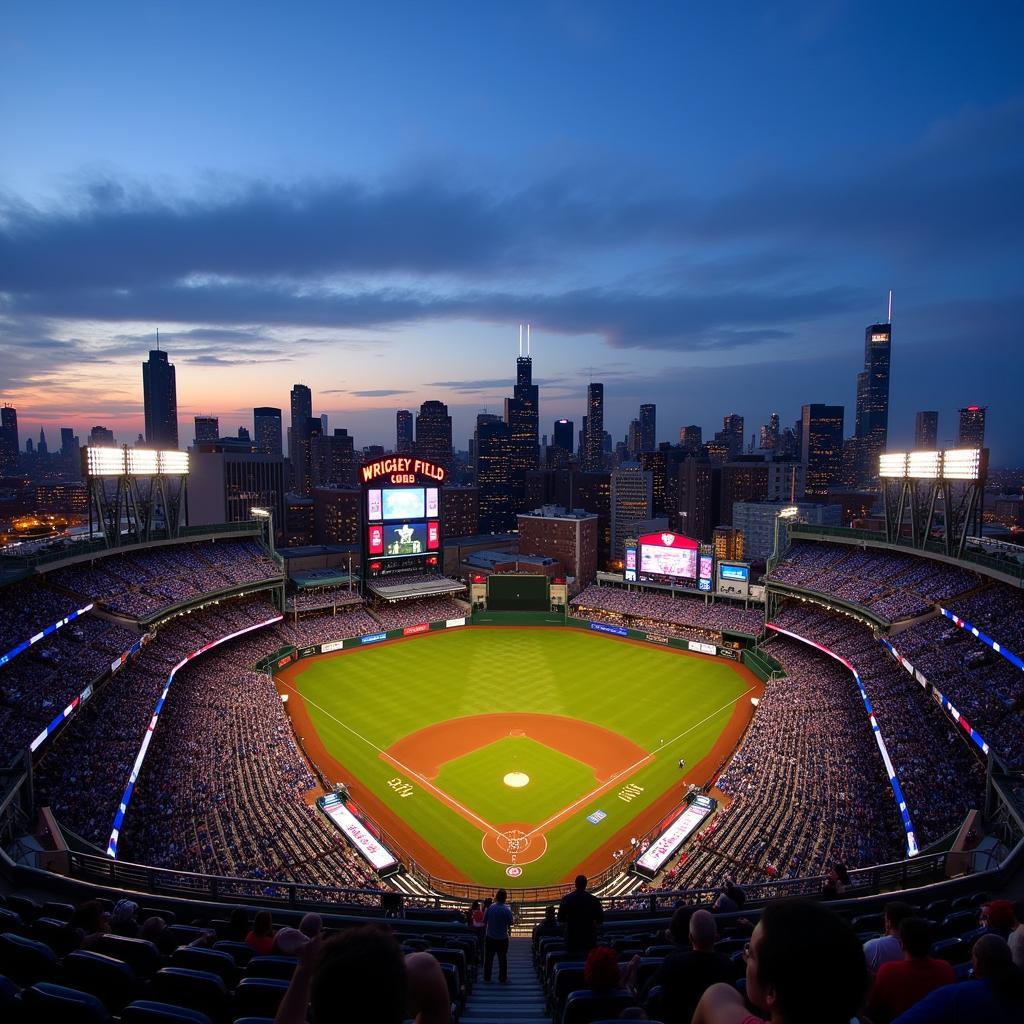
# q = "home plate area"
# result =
<box><xmin>481</xmin><ymin>824</ymin><xmax>548</xmax><ymax>868</ymax></box>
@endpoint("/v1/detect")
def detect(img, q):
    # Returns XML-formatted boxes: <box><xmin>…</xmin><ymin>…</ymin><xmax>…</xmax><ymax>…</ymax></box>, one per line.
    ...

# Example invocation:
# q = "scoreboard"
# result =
<box><xmin>360</xmin><ymin>457</ymin><xmax>445</xmax><ymax>581</ymax></box>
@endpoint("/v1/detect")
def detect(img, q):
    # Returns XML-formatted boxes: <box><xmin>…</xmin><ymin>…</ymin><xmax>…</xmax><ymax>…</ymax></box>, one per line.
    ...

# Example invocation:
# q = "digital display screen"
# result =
<box><xmin>640</xmin><ymin>544</ymin><xmax>697</xmax><ymax>579</ymax></box>
<box><xmin>699</xmin><ymin>554</ymin><xmax>713</xmax><ymax>580</ymax></box>
<box><xmin>368</xmin><ymin>489</ymin><xmax>382</xmax><ymax>520</ymax></box>
<box><xmin>384</xmin><ymin>521</ymin><xmax>429</xmax><ymax>556</ymax></box>
<box><xmin>719</xmin><ymin>564</ymin><xmax>749</xmax><ymax>582</ymax></box>
<box><xmin>368</xmin><ymin>524</ymin><xmax>385</xmax><ymax>555</ymax></box>
<box><xmin>382</xmin><ymin>488</ymin><xmax>425</xmax><ymax>520</ymax></box>
<box><xmin>426</xmin><ymin>487</ymin><xmax>439</xmax><ymax>518</ymax></box>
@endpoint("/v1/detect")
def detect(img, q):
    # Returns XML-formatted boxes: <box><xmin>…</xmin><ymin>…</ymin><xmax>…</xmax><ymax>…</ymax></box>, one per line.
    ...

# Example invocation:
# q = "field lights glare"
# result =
<box><xmin>878</xmin><ymin>449</ymin><xmax>981</xmax><ymax>481</ymax></box>
<box><xmin>127</xmin><ymin>449</ymin><xmax>159</xmax><ymax>475</ymax></box>
<box><xmin>84</xmin><ymin>446</ymin><xmax>190</xmax><ymax>477</ymax></box>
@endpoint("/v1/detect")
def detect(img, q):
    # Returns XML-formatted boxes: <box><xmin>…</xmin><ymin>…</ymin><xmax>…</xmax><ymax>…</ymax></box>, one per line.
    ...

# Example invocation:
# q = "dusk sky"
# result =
<box><xmin>2</xmin><ymin>2</ymin><xmax>1022</xmax><ymax>461</ymax></box>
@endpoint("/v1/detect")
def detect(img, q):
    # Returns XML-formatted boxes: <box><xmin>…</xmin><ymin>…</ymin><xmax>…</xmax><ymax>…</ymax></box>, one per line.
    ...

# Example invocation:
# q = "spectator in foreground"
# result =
<box><xmin>68</xmin><ymin>900</ymin><xmax>110</xmax><ymax>951</ymax></box>
<box><xmin>893</xmin><ymin>933</ymin><xmax>1024</xmax><ymax>1024</ymax></box>
<box><xmin>583</xmin><ymin>945</ymin><xmax>624</xmax><ymax>992</ymax></box>
<box><xmin>274</xmin><ymin>923</ymin><xmax>450</xmax><ymax>1024</ymax></box>
<box><xmin>866</xmin><ymin>917</ymin><xmax>954</xmax><ymax>1023</ymax></box>
<box><xmin>864</xmin><ymin>901</ymin><xmax>915</xmax><ymax>976</ymax></box>
<box><xmin>643</xmin><ymin>908</ymin><xmax>734</xmax><ymax>1024</ymax></box>
<box><xmin>979</xmin><ymin>899</ymin><xmax>1017</xmax><ymax>940</ymax></box>
<box><xmin>558</xmin><ymin>874</ymin><xmax>603</xmax><ymax>954</ymax></box>
<box><xmin>483</xmin><ymin>889</ymin><xmax>514</xmax><ymax>983</ymax></box>
<box><xmin>246</xmin><ymin>910</ymin><xmax>277</xmax><ymax>955</ymax></box>
<box><xmin>692</xmin><ymin>899</ymin><xmax>866</xmax><ymax>1024</ymax></box>
<box><xmin>1010</xmin><ymin>901</ymin><xmax>1024</xmax><ymax>970</ymax></box>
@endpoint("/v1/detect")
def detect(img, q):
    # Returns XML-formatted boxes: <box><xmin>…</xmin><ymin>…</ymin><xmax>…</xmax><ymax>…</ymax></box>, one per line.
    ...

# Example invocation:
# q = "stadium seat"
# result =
<box><xmin>230</xmin><ymin>976</ymin><xmax>289</xmax><ymax>1019</ymax></box>
<box><xmin>96</xmin><ymin>935</ymin><xmax>163</xmax><ymax>979</ymax></box>
<box><xmin>931</xmin><ymin>937</ymin><xmax>969</xmax><ymax>964</ymax></box>
<box><xmin>147</xmin><ymin>967</ymin><xmax>227</xmax><ymax>1020</ymax></box>
<box><xmin>643</xmin><ymin>944</ymin><xmax>680</xmax><ymax>957</ymax></box>
<box><xmin>426</xmin><ymin>947</ymin><xmax>468</xmax><ymax>991</ymax></box>
<box><xmin>39</xmin><ymin>901</ymin><xmax>75</xmax><ymax>923</ymax></box>
<box><xmin>631</xmin><ymin>957</ymin><xmax>664</xmax><ymax>992</ymax></box>
<box><xmin>549</xmin><ymin>963</ymin><xmax>586</xmax><ymax>1015</ymax></box>
<box><xmin>562</xmin><ymin>988</ymin><xmax>638</xmax><ymax>1024</ymax></box>
<box><xmin>713</xmin><ymin>937</ymin><xmax>747</xmax><ymax>956</ymax></box>
<box><xmin>121</xmin><ymin>999</ymin><xmax>214</xmax><ymax>1024</ymax></box>
<box><xmin>244</xmin><ymin>955</ymin><xmax>297</xmax><ymax>980</ymax></box>
<box><xmin>60</xmin><ymin>949</ymin><xmax>138</xmax><ymax>1011</ymax></box>
<box><xmin>728</xmin><ymin>950</ymin><xmax>747</xmax><ymax>981</ymax></box>
<box><xmin>438</xmin><ymin>961</ymin><xmax>463</xmax><ymax>1012</ymax></box>
<box><xmin>31</xmin><ymin>916</ymin><xmax>78</xmax><ymax>956</ymax></box>
<box><xmin>939</xmin><ymin>910</ymin><xmax>978</xmax><ymax>938</ymax></box>
<box><xmin>923</xmin><ymin>899</ymin><xmax>950</xmax><ymax>922</ymax></box>
<box><xmin>159</xmin><ymin>924</ymin><xmax>206</xmax><ymax>954</ymax></box>
<box><xmin>4</xmin><ymin>896</ymin><xmax>39</xmax><ymax>923</ymax></box>
<box><xmin>851</xmin><ymin>912</ymin><xmax>885</xmax><ymax>933</ymax></box>
<box><xmin>950</xmin><ymin>895</ymin><xmax>977</xmax><ymax>913</ymax></box>
<box><xmin>172</xmin><ymin>946</ymin><xmax>238</xmax><ymax>985</ymax></box>
<box><xmin>19</xmin><ymin>981</ymin><xmax>113</xmax><ymax>1023</ymax></box>
<box><xmin>212</xmin><ymin>941</ymin><xmax>254</xmax><ymax>968</ymax></box>
<box><xmin>0</xmin><ymin>973</ymin><xmax>20</xmax><ymax>1014</ymax></box>
<box><xmin>0</xmin><ymin>908</ymin><xmax>27</xmax><ymax>937</ymax></box>
<box><xmin>0</xmin><ymin>932</ymin><xmax>57</xmax><ymax>987</ymax></box>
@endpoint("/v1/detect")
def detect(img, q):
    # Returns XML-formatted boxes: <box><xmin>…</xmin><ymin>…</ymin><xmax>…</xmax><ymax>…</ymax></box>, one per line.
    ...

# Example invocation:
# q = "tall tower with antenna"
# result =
<box><xmin>505</xmin><ymin>323</ymin><xmax>540</xmax><ymax>514</ymax></box>
<box><xmin>854</xmin><ymin>293</ymin><xmax>893</xmax><ymax>488</ymax></box>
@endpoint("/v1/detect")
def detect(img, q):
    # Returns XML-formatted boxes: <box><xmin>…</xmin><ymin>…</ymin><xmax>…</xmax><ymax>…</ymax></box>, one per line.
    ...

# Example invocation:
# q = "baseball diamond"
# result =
<box><xmin>276</xmin><ymin>626</ymin><xmax>760</xmax><ymax>887</ymax></box>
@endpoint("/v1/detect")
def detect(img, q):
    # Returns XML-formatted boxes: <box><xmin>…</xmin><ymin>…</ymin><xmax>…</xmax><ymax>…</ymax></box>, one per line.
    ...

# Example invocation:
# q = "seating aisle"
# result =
<box><xmin>461</xmin><ymin>938</ymin><xmax>547</xmax><ymax>1024</ymax></box>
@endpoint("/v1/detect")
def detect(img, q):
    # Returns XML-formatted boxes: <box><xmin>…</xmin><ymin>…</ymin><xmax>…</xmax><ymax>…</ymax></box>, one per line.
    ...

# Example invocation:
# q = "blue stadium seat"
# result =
<box><xmin>121</xmin><ymin>1000</ymin><xmax>213</xmax><ymax>1024</ymax></box>
<box><xmin>96</xmin><ymin>934</ymin><xmax>163</xmax><ymax>979</ymax></box>
<box><xmin>231</xmin><ymin>976</ymin><xmax>289</xmax><ymax>1019</ymax></box>
<box><xmin>939</xmin><ymin>910</ymin><xmax>978</xmax><ymax>938</ymax></box>
<box><xmin>158</xmin><ymin>925</ymin><xmax>206</xmax><ymax>954</ymax></box>
<box><xmin>550</xmin><ymin>963</ymin><xmax>586</xmax><ymax>1015</ymax></box>
<box><xmin>60</xmin><ymin>949</ymin><xmax>138</xmax><ymax>1012</ymax></box>
<box><xmin>0</xmin><ymin>908</ymin><xmax>27</xmax><ymax>937</ymax></box>
<box><xmin>19</xmin><ymin>981</ymin><xmax>112</xmax><ymax>1023</ymax></box>
<box><xmin>172</xmin><ymin>946</ymin><xmax>238</xmax><ymax>985</ymax></box>
<box><xmin>562</xmin><ymin>988</ymin><xmax>638</xmax><ymax>1024</ymax></box>
<box><xmin>644</xmin><ymin>944</ymin><xmax>680</xmax><ymax>957</ymax></box>
<box><xmin>212</xmin><ymin>941</ymin><xmax>254</xmax><ymax>968</ymax></box>
<box><xmin>243</xmin><ymin>955</ymin><xmax>297</xmax><ymax>980</ymax></box>
<box><xmin>0</xmin><ymin>932</ymin><xmax>57</xmax><ymax>987</ymax></box>
<box><xmin>0</xmin><ymin>973</ymin><xmax>20</xmax><ymax>1014</ymax></box>
<box><xmin>40</xmin><ymin>901</ymin><xmax>75</xmax><ymax>922</ymax></box>
<box><xmin>147</xmin><ymin>967</ymin><xmax>227</xmax><ymax>1020</ymax></box>
<box><xmin>30</xmin><ymin>916</ymin><xmax>78</xmax><ymax>956</ymax></box>
<box><xmin>931</xmin><ymin>937</ymin><xmax>968</xmax><ymax>964</ymax></box>
<box><xmin>4</xmin><ymin>896</ymin><xmax>39</xmax><ymax>924</ymax></box>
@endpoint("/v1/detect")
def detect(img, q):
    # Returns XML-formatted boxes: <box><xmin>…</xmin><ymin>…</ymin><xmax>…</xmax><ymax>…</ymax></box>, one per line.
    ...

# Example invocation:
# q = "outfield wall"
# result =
<box><xmin>564</xmin><ymin>615</ymin><xmax>747</xmax><ymax>663</ymax></box>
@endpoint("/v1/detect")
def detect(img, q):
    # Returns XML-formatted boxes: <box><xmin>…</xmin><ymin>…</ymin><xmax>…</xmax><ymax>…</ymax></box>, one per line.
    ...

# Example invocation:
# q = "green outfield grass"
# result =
<box><xmin>287</xmin><ymin>627</ymin><xmax>752</xmax><ymax>888</ymax></box>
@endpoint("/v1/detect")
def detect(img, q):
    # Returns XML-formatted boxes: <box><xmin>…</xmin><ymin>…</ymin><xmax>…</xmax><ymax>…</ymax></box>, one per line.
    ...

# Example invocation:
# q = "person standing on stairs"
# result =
<box><xmin>484</xmin><ymin>888</ymin><xmax>514</xmax><ymax>983</ymax></box>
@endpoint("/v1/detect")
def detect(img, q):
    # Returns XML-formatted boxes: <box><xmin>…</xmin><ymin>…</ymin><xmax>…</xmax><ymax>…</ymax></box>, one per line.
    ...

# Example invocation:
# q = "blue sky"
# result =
<box><xmin>1</xmin><ymin>1</ymin><xmax>1022</xmax><ymax>460</ymax></box>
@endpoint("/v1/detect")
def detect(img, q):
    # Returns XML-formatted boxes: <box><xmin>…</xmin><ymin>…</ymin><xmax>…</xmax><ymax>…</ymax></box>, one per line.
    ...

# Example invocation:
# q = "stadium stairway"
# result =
<box><xmin>461</xmin><ymin>938</ymin><xmax>547</xmax><ymax>1024</ymax></box>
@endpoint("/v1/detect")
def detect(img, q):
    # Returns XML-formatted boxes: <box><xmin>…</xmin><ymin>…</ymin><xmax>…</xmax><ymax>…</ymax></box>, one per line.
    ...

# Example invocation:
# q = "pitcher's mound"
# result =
<box><xmin>504</xmin><ymin>771</ymin><xmax>530</xmax><ymax>788</ymax></box>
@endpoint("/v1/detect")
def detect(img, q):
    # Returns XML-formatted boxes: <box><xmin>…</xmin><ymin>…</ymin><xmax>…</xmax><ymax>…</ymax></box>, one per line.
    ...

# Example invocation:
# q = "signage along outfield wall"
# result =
<box><xmin>283</xmin><ymin>617</ymin><xmax>468</xmax><ymax>660</ymax></box>
<box><xmin>565</xmin><ymin>616</ymin><xmax>745</xmax><ymax>659</ymax></box>
<box><xmin>635</xmin><ymin>793</ymin><xmax>716</xmax><ymax>877</ymax></box>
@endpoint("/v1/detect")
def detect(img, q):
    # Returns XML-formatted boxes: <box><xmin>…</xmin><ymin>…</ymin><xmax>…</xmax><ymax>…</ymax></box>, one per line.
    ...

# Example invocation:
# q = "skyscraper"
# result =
<box><xmin>680</xmin><ymin>425</ymin><xmax>702</xmax><ymax>451</ymax></box>
<box><xmin>396</xmin><ymin>410</ymin><xmax>414</xmax><ymax>454</ymax></box>
<box><xmin>854</xmin><ymin>321</ymin><xmax>892</xmax><ymax>486</ymax></box>
<box><xmin>414</xmin><ymin>400</ymin><xmax>452</xmax><ymax>474</ymax></box>
<box><xmin>254</xmin><ymin>407</ymin><xmax>283</xmax><ymax>456</ymax></box>
<box><xmin>505</xmin><ymin>348</ymin><xmax>540</xmax><ymax>513</ymax></box>
<box><xmin>801</xmin><ymin>404</ymin><xmax>845</xmax><ymax>497</ymax></box>
<box><xmin>0</xmin><ymin>405</ymin><xmax>18</xmax><ymax>474</ymax></box>
<box><xmin>582</xmin><ymin>383</ymin><xmax>604</xmax><ymax>471</ymax></box>
<box><xmin>37</xmin><ymin>428</ymin><xmax>48</xmax><ymax>455</ymax></box>
<box><xmin>958</xmin><ymin>406</ymin><xmax>987</xmax><ymax>448</ymax></box>
<box><xmin>89</xmin><ymin>425</ymin><xmax>116</xmax><ymax>446</ymax></box>
<box><xmin>610</xmin><ymin>465</ymin><xmax>653</xmax><ymax>563</ymax></box>
<box><xmin>475</xmin><ymin>414</ymin><xmax>513</xmax><ymax>533</ymax></box>
<box><xmin>717</xmin><ymin>414</ymin><xmax>744</xmax><ymax>458</ymax></box>
<box><xmin>760</xmin><ymin>413</ymin><xmax>780</xmax><ymax>452</ymax></box>
<box><xmin>194</xmin><ymin>416</ymin><xmax>219</xmax><ymax>443</ymax></box>
<box><xmin>289</xmin><ymin>384</ymin><xmax>312</xmax><ymax>486</ymax></box>
<box><xmin>914</xmin><ymin>411</ymin><xmax>938</xmax><ymax>450</ymax></box>
<box><xmin>142</xmin><ymin>348</ymin><xmax>178</xmax><ymax>448</ymax></box>
<box><xmin>639</xmin><ymin>404</ymin><xmax>656</xmax><ymax>453</ymax></box>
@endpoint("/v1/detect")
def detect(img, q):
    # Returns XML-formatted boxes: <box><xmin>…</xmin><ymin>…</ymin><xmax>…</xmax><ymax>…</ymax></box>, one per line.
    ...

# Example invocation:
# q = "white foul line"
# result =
<box><xmin>524</xmin><ymin>685</ymin><xmax>757</xmax><ymax>839</ymax></box>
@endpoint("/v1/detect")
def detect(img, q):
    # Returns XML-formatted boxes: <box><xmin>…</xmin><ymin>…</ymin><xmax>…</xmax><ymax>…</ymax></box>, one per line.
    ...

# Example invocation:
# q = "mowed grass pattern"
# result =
<box><xmin>434</xmin><ymin>736</ymin><xmax>596</xmax><ymax>824</ymax></box>
<box><xmin>289</xmin><ymin>627</ymin><xmax>751</xmax><ymax>887</ymax></box>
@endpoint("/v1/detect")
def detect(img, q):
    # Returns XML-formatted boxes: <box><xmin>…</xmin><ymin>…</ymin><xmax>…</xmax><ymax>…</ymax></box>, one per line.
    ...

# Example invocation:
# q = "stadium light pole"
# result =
<box><xmin>250</xmin><ymin>506</ymin><xmax>275</xmax><ymax>557</ymax></box>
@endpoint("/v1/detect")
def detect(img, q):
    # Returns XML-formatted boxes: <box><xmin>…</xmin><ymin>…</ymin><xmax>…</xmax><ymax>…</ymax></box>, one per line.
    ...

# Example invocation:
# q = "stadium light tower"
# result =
<box><xmin>250</xmin><ymin>506</ymin><xmax>275</xmax><ymax>557</ymax></box>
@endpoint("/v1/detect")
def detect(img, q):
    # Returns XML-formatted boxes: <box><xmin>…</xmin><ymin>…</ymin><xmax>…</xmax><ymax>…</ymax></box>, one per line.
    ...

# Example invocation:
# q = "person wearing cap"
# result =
<box><xmin>110</xmin><ymin>898</ymin><xmax>140</xmax><ymax>937</ymax></box>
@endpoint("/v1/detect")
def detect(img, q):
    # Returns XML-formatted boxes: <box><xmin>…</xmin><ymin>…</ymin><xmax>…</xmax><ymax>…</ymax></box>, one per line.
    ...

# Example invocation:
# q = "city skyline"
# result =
<box><xmin>1</xmin><ymin>4</ymin><xmax>1022</xmax><ymax>461</ymax></box>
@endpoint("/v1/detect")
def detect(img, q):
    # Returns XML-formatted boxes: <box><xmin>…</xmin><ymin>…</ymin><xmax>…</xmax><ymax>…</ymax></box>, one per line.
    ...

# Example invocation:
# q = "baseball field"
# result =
<box><xmin>276</xmin><ymin>627</ymin><xmax>760</xmax><ymax>889</ymax></box>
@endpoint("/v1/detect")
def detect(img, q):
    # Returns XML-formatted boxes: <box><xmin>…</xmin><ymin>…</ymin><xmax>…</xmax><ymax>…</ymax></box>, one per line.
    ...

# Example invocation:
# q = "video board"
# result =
<box><xmin>638</xmin><ymin>531</ymin><xmax>698</xmax><ymax>581</ymax></box>
<box><xmin>361</xmin><ymin>458</ymin><xmax>445</xmax><ymax>581</ymax></box>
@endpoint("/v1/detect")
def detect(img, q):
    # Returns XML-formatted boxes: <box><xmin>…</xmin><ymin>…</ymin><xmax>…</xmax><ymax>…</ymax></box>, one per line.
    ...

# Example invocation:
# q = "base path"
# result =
<box><xmin>387</xmin><ymin>712</ymin><xmax>648</xmax><ymax>781</ymax></box>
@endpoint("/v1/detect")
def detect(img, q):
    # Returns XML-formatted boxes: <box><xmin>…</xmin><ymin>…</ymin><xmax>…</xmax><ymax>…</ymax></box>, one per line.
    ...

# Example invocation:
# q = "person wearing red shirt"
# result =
<box><xmin>867</xmin><ymin>917</ymin><xmax>955</xmax><ymax>1023</ymax></box>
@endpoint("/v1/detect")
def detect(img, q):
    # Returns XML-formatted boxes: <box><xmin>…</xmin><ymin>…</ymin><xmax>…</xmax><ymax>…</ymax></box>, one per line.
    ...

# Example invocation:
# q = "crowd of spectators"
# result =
<box><xmin>48</xmin><ymin>538</ymin><xmax>283</xmax><ymax>619</ymax></box>
<box><xmin>286</xmin><ymin>585</ymin><xmax>364</xmax><ymax>612</ymax></box>
<box><xmin>945</xmin><ymin>584</ymin><xmax>1024</xmax><ymax>661</ymax></box>
<box><xmin>570</xmin><ymin>585</ymin><xmax>764</xmax><ymax>644</ymax></box>
<box><xmin>118</xmin><ymin>654</ymin><xmax>378</xmax><ymax>894</ymax></box>
<box><xmin>891</xmin><ymin>611</ymin><xmax>1024</xmax><ymax>767</ymax></box>
<box><xmin>369</xmin><ymin>596</ymin><xmax>468</xmax><ymax>630</ymax></box>
<box><xmin>666</xmin><ymin>635</ymin><xmax>905</xmax><ymax>893</ymax></box>
<box><xmin>769</xmin><ymin>542</ymin><xmax>979</xmax><ymax>622</ymax></box>
<box><xmin>770</xmin><ymin>603</ymin><xmax>987</xmax><ymax>842</ymax></box>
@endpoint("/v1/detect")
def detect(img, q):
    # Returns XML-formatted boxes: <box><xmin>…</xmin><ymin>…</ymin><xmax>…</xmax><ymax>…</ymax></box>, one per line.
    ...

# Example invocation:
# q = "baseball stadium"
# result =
<box><xmin>0</xmin><ymin>450</ymin><xmax>1022</xmax><ymax>1020</ymax></box>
